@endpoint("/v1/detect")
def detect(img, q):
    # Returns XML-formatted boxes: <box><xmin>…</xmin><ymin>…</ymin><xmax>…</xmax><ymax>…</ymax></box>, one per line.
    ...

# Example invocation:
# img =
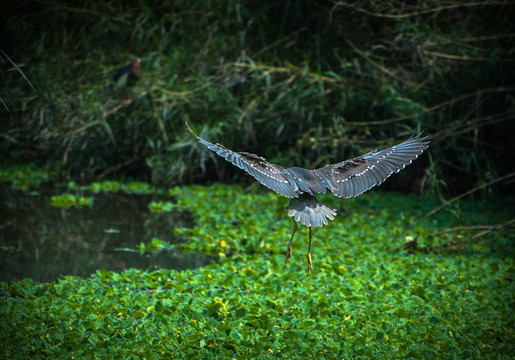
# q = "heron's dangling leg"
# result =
<box><xmin>284</xmin><ymin>219</ymin><xmax>298</xmax><ymax>266</ymax></box>
<box><xmin>307</xmin><ymin>227</ymin><xmax>313</xmax><ymax>274</ymax></box>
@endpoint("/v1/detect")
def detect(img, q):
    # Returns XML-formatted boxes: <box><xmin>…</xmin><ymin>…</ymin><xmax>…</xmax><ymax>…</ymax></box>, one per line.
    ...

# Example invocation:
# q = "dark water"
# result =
<box><xmin>0</xmin><ymin>184</ymin><xmax>214</xmax><ymax>283</ymax></box>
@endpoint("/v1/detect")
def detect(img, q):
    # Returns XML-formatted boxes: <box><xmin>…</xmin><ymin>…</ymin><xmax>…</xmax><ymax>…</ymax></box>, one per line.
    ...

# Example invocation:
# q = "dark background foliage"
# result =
<box><xmin>2</xmin><ymin>0</ymin><xmax>514</xmax><ymax>197</ymax></box>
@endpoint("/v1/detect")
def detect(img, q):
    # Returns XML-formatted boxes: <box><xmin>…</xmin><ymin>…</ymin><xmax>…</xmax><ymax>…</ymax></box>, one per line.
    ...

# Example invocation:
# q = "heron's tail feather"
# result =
<box><xmin>285</xmin><ymin>194</ymin><xmax>337</xmax><ymax>227</ymax></box>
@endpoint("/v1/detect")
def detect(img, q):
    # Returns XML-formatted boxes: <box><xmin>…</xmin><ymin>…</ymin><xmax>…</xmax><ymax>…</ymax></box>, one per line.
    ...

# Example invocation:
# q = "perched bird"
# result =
<box><xmin>110</xmin><ymin>58</ymin><xmax>141</xmax><ymax>91</ymax></box>
<box><xmin>186</xmin><ymin>123</ymin><xmax>429</xmax><ymax>273</ymax></box>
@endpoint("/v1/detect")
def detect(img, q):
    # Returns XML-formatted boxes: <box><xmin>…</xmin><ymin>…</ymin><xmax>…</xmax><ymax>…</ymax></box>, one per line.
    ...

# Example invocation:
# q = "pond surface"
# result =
<box><xmin>0</xmin><ymin>184</ymin><xmax>214</xmax><ymax>283</ymax></box>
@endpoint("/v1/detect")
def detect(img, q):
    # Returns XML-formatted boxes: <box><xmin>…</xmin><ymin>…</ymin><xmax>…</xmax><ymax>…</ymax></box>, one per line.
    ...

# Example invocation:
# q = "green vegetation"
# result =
<box><xmin>49</xmin><ymin>193</ymin><xmax>93</xmax><ymax>209</ymax></box>
<box><xmin>136</xmin><ymin>237</ymin><xmax>174</xmax><ymax>255</ymax></box>
<box><xmin>0</xmin><ymin>163</ymin><xmax>53</xmax><ymax>191</ymax></box>
<box><xmin>1</xmin><ymin>181</ymin><xmax>513</xmax><ymax>358</ymax></box>
<box><xmin>148</xmin><ymin>200</ymin><xmax>175</xmax><ymax>213</ymax></box>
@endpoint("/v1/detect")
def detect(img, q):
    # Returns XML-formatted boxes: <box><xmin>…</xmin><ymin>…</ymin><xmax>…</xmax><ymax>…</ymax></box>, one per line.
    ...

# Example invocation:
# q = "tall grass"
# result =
<box><xmin>1</xmin><ymin>0</ymin><xmax>514</xmax><ymax>196</ymax></box>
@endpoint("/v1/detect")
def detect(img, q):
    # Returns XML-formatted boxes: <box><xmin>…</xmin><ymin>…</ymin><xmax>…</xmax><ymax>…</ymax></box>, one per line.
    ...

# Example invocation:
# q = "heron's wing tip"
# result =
<box><xmin>185</xmin><ymin>122</ymin><xmax>200</xmax><ymax>140</ymax></box>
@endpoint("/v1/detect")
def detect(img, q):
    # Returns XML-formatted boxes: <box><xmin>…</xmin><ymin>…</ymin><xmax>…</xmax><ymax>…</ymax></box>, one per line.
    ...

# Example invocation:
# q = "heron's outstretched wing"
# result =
<box><xmin>314</xmin><ymin>135</ymin><xmax>430</xmax><ymax>198</ymax></box>
<box><xmin>186</xmin><ymin>123</ymin><xmax>298</xmax><ymax>198</ymax></box>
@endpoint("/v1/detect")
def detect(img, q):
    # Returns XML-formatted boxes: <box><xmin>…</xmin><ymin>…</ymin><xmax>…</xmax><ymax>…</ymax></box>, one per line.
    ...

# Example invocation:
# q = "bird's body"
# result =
<box><xmin>186</xmin><ymin>123</ymin><xmax>429</xmax><ymax>273</ymax></box>
<box><xmin>285</xmin><ymin>193</ymin><xmax>336</xmax><ymax>228</ymax></box>
<box><xmin>110</xmin><ymin>58</ymin><xmax>141</xmax><ymax>91</ymax></box>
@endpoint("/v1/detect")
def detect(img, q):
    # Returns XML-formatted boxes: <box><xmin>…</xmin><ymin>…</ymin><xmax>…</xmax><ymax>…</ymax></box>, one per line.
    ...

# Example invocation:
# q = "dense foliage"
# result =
<box><xmin>2</xmin><ymin>1</ymin><xmax>514</xmax><ymax>196</ymax></box>
<box><xmin>1</xmin><ymin>171</ymin><xmax>513</xmax><ymax>358</ymax></box>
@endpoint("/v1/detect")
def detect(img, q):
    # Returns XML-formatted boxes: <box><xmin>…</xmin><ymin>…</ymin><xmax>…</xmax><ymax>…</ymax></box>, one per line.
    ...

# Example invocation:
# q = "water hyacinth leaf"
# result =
<box><xmin>412</xmin><ymin>285</ymin><xmax>426</xmax><ymax>300</ymax></box>
<box><xmin>234</xmin><ymin>307</ymin><xmax>248</xmax><ymax>319</ymax></box>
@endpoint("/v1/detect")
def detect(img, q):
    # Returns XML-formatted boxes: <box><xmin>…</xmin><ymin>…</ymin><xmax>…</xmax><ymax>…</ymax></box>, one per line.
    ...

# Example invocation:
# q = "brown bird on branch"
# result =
<box><xmin>110</xmin><ymin>58</ymin><xmax>141</xmax><ymax>92</ymax></box>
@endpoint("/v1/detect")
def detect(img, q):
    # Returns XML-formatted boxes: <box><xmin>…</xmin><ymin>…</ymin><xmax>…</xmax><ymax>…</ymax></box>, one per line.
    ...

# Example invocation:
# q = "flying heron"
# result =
<box><xmin>186</xmin><ymin>123</ymin><xmax>429</xmax><ymax>273</ymax></box>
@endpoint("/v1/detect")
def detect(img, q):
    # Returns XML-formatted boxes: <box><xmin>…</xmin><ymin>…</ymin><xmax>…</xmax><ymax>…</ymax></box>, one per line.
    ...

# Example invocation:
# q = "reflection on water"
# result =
<box><xmin>0</xmin><ymin>184</ymin><xmax>214</xmax><ymax>283</ymax></box>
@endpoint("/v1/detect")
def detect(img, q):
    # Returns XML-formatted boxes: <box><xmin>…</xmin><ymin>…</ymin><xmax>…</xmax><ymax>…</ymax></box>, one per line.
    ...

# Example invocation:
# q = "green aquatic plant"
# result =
<box><xmin>83</xmin><ymin>180</ymin><xmax>160</xmax><ymax>195</ymax></box>
<box><xmin>1</xmin><ymin>184</ymin><xmax>513</xmax><ymax>358</ymax></box>
<box><xmin>0</xmin><ymin>163</ymin><xmax>53</xmax><ymax>191</ymax></box>
<box><xmin>49</xmin><ymin>193</ymin><xmax>93</xmax><ymax>209</ymax></box>
<box><xmin>88</xmin><ymin>180</ymin><xmax>122</xmax><ymax>194</ymax></box>
<box><xmin>148</xmin><ymin>201</ymin><xmax>174</xmax><ymax>213</ymax></box>
<box><xmin>136</xmin><ymin>238</ymin><xmax>174</xmax><ymax>255</ymax></box>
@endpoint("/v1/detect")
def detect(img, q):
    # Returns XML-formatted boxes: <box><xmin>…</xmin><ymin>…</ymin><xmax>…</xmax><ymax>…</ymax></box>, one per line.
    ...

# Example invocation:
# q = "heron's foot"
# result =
<box><xmin>284</xmin><ymin>245</ymin><xmax>292</xmax><ymax>266</ymax></box>
<box><xmin>307</xmin><ymin>252</ymin><xmax>313</xmax><ymax>275</ymax></box>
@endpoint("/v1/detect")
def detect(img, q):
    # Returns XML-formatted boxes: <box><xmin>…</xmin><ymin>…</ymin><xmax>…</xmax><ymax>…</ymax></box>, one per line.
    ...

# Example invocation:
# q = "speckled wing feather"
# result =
<box><xmin>314</xmin><ymin>135</ymin><xmax>430</xmax><ymax>198</ymax></box>
<box><xmin>186</xmin><ymin>123</ymin><xmax>298</xmax><ymax>198</ymax></box>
